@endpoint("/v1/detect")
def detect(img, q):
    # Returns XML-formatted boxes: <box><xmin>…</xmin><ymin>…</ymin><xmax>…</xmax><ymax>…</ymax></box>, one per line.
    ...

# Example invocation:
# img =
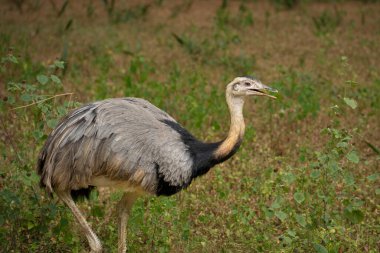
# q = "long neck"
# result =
<box><xmin>185</xmin><ymin>93</ymin><xmax>246</xmax><ymax>180</ymax></box>
<box><xmin>213</xmin><ymin>93</ymin><xmax>245</xmax><ymax>161</ymax></box>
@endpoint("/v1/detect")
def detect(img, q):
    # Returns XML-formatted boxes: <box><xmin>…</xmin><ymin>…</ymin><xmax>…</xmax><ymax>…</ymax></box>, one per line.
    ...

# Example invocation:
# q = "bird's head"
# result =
<box><xmin>227</xmin><ymin>76</ymin><xmax>278</xmax><ymax>99</ymax></box>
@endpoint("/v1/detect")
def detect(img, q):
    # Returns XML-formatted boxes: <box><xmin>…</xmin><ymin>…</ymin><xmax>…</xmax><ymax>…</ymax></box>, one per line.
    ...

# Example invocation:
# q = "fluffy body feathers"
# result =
<box><xmin>37</xmin><ymin>98</ymin><xmax>238</xmax><ymax>197</ymax></box>
<box><xmin>36</xmin><ymin>76</ymin><xmax>277</xmax><ymax>253</ymax></box>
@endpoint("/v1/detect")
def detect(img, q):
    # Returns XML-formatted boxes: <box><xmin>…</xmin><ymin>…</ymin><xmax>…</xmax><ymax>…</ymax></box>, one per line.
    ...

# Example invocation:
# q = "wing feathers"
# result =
<box><xmin>38</xmin><ymin>98</ymin><xmax>194</xmax><ymax>194</ymax></box>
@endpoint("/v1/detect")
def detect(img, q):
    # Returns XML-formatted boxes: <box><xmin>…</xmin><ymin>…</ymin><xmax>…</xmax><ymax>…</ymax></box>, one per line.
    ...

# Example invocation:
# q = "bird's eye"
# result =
<box><xmin>244</xmin><ymin>82</ymin><xmax>251</xmax><ymax>87</ymax></box>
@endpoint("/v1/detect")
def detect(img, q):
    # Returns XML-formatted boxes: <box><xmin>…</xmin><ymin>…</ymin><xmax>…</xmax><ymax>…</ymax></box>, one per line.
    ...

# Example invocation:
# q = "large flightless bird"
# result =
<box><xmin>38</xmin><ymin>76</ymin><xmax>277</xmax><ymax>252</ymax></box>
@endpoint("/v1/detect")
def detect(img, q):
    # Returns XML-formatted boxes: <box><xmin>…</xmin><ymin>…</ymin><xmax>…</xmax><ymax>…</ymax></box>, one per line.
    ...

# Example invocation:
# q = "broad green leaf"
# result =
<box><xmin>293</xmin><ymin>191</ymin><xmax>305</xmax><ymax>204</ymax></box>
<box><xmin>344</xmin><ymin>208</ymin><xmax>364</xmax><ymax>224</ymax></box>
<box><xmin>25</xmin><ymin>84</ymin><xmax>36</xmax><ymax>92</ymax></box>
<box><xmin>8</xmin><ymin>55</ymin><xmax>18</xmax><ymax>64</ymax></box>
<box><xmin>27</xmin><ymin>221</ymin><xmax>35</xmax><ymax>230</ymax></box>
<box><xmin>33</xmin><ymin>130</ymin><xmax>44</xmax><ymax>140</ymax></box>
<box><xmin>50</xmin><ymin>74</ymin><xmax>61</xmax><ymax>84</ymax></box>
<box><xmin>313</xmin><ymin>243</ymin><xmax>328</xmax><ymax>253</ymax></box>
<box><xmin>54</xmin><ymin>60</ymin><xmax>65</xmax><ymax>69</ymax></box>
<box><xmin>283</xmin><ymin>236</ymin><xmax>292</xmax><ymax>244</ymax></box>
<box><xmin>328</xmin><ymin>160</ymin><xmax>340</xmax><ymax>173</ymax></box>
<box><xmin>310</xmin><ymin>170</ymin><xmax>320</xmax><ymax>179</ymax></box>
<box><xmin>318</xmin><ymin>153</ymin><xmax>328</xmax><ymax>163</ymax></box>
<box><xmin>287</xmin><ymin>230</ymin><xmax>296</xmax><ymax>237</ymax></box>
<box><xmin>47</xmin><ymin>119</ymin><xmax>58</xmax><ymax>129</ymax></box>
<box><xmin>7</xmin><ymin>95</ymin><xmax>16</xmax><ymax>104</ymax></box>
<box><xmin>337</xmin><ymin>141</ymin><xmax>348</xmax><ymax>148</ymax></box>
<box><xmin>343</xmin><ymin>97</ymin><xmax>357</xmax><ymax>109</ymax></box>
<box><xmin>282</xmin><ymin>172</ymin><xmax>296</xmax><ymax>184</ymax></box>
<box><xmin>375</xmin><ymin>188</ymin><xmax>380</xmax><ymax>195</ymax></box>
<box><xmin>57</xmin><ymin>106</ymin><xmax>67</xmax><ymax>116</ymax></box>
<box><xmin>346</xmin><ymin>150</ymin><xmax>359</xmax><ymax>164</ymax></box>
<box><xmin>39</xmin><ymin>104</ymin><xmax>49</xmax><ymax>113</ymax></box>
<box><xmin>20</xmin><ymin>93</ymin><xmax>32</xmax><ymax>102</ymax></box>
<box><xmin>275</xmin><ymin>211</ymin><xmax>287</xmax><ymax>221</ymax></box>
<box><xmin>295</xmin><ymin>214</ymin><xmax>306</xmax><ymax>227</ymax></box>
<box><xmin>367</xmin><ymin>173</ymin><xmax>378</xmax><ymax>181</ymax></box>
<box><xmin>262</xmin><ymin>207</ymin><xmax>274</xmax><ymax>218</ymax></box>
<box><xmin>271</xmin><ymin>197</ymin><xmax>282</xmax><ymax>209</ymax></box>
<box><xmin>37</xmin><ymin>74</ymin><xmax>49</xmax><ymax>85</ymax></box>
<box><xmin>344</xmin><ymin>173</ymin><xmax>355</xmax><ymax>186</ymax></box>
<box><xmin>271</xmin><ymin>202</ymin><xmax>280</xmax><ymax>209</ymax></box>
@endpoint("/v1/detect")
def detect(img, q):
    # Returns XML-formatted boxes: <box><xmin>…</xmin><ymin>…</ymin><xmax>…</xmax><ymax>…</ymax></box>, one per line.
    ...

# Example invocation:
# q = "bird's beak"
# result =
<box><xmin>258</xmin><ymin>84</ymin><xmax>278</xmax><ymax>99</ymax></box>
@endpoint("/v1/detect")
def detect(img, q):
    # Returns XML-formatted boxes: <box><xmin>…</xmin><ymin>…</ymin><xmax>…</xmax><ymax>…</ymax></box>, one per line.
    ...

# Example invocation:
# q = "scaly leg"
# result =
<box><xmin>117</xmin><ymin>192</ymin><xmax>138</xmax><ymax>253</ymax></box>
<box><xmin>57</xmin><ymin>191</ymin><xmax>102</xmax><ymax>253</ymax></box>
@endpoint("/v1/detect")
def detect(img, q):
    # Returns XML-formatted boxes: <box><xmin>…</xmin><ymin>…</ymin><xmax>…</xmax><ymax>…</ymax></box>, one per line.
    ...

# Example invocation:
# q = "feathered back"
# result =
<box><xmin>38</xmin><ymin>98</ymin><xmax>195</xmax><ymax>195</ymax></box>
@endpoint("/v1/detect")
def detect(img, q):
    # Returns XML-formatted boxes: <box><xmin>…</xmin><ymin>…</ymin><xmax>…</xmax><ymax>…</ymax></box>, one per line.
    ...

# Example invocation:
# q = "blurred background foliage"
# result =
<box><xmin>0</xmin><ymin>0</ymin><xmax>379</xmax><ymax>252</ymax></box>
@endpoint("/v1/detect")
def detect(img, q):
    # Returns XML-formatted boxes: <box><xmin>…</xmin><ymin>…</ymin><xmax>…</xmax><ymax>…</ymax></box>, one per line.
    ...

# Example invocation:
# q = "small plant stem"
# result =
<box><xmin>11</xmin><ymin>92</ymin><xmax>74</xmax><ymax>110</ymax></box>
<box><xmin>323</xmin><ymin>159</ymin><xmax>328</xmax><ymax>229</ymax></box>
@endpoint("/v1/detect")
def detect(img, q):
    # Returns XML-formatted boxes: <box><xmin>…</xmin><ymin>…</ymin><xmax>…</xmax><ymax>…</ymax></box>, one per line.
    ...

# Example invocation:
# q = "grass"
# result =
<box><xmin>0</xmin><ymin>1</ymin><xmax>379</xmax><ymax>252</ymax></box>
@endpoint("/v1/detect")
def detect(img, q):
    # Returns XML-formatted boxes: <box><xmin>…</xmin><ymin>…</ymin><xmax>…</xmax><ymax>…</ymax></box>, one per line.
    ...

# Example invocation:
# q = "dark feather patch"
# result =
<box><xmin>160</xmin><ymin>119</ymin><xmax>242</xmax><ymax>183</ymax></box>
<box><xmin>154</xmin><ymin>163</ymin><xmax>187</xmax><ymax>196</ymax></box>
<box><xmin>70</xmin><ymin>186</ymin><xmax>95</xmax><ymax>201</ymax></box>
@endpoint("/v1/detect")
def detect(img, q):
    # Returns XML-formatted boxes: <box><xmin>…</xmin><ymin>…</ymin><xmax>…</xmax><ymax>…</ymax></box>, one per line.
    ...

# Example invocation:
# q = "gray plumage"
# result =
<box><xmin>37</xmin><ymin>77</ymin><xmax>277</xmax><ymax>253</ymax></box>
<box><xmin>38</xmin><ymin>98</ymin><xmax>193</xmax><ymax>195</ymax></box>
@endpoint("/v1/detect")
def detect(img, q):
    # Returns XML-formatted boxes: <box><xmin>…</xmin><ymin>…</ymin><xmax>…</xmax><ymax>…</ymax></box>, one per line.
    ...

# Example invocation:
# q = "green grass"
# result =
<box><xmin>0</xmin><ymin>1</ymin><xmax>379</xmax><ymax>252</ymax></box>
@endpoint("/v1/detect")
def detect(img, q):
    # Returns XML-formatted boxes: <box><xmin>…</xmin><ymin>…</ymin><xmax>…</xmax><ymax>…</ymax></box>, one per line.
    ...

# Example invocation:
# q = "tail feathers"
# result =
<box><xmin>37</xmin><ymin>150</ymin><xmax>54</xmax><ymax>193</ymax></box>
<box><xmin>37</xmin><ymin>149</ymin><xmax>50</xmax><ymax>191</ymax></box>
<box><xmin>37</xmin><ymin>149</ymin><xmax>46</xmax><ymax>176</ymax></box>
<box><xmin>37</xmin><ymin>144</ymin><xmax>95</xmax><ymax>201</ymax></box>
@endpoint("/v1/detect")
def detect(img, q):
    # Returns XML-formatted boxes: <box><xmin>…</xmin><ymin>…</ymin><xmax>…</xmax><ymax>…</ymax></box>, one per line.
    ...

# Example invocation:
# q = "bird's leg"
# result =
<box><xmin>116</xmin><ymin>192</ymin><xmax>138</xmax><ymax>253</ymax></box>
<box><xmin>57</xmin><ymin>191</ymin><xmax>102</xmax><ymax>253</ymax></box>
